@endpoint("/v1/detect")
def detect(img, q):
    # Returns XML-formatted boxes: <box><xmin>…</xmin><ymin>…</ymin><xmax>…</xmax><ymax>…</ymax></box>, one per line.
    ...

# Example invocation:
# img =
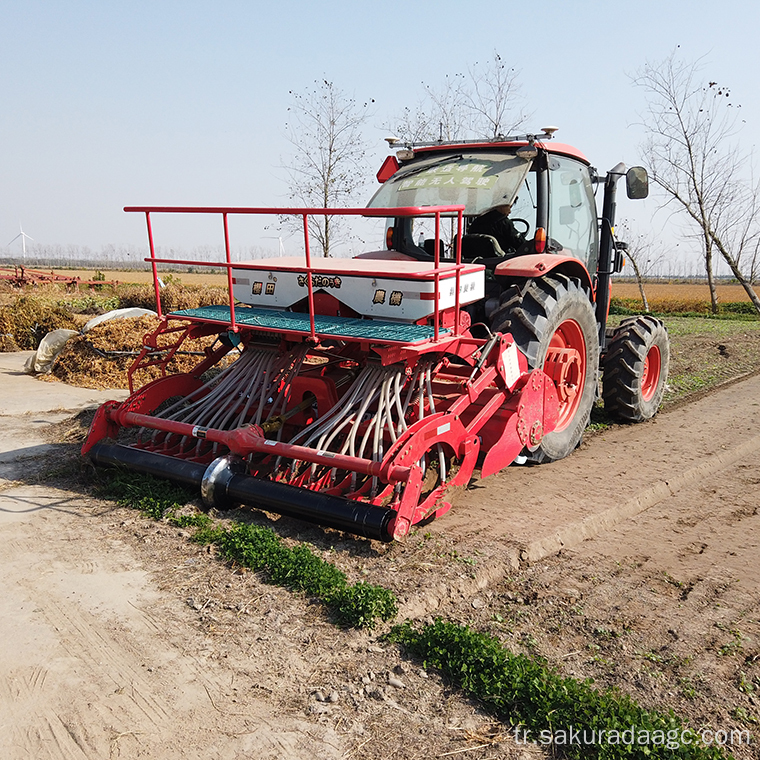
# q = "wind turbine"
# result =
<box><xmin>262</xmin><ymin>235</ymin><xmax>285</xmax><ymax>256</ymax></box>
<box><xmin>7</xmin><ymin>223</ymin><xmax>34</xmax><ymax>262</ymax></box>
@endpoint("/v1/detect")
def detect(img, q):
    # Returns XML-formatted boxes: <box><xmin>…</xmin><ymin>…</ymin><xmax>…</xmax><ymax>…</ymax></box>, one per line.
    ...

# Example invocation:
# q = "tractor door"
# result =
<box><xmin>547</xmin><ymin>156</ymin><xmax>599</xmax><ymax>275</ymax></box>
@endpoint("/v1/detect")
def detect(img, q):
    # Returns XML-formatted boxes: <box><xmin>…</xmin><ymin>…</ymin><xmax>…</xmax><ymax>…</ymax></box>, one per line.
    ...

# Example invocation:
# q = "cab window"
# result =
<box><xmin>548</xmin><ymin>156</ymin><xmax>598</xmax><ymax>272</ymax></box>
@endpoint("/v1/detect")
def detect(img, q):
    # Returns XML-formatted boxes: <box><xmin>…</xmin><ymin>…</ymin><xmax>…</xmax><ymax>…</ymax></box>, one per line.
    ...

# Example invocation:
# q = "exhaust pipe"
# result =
<box><xmin>89</xmin><ymin>443</ymin><xmax>395</xmax><ymax>542</ymax></box>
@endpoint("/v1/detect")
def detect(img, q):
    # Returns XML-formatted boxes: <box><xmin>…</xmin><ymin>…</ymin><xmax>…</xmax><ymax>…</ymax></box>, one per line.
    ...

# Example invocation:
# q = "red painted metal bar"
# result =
<box><xmin>146</xmin><ymin>212</ymin><xmax>162</xmax><ymax>319</ymax></box>
<box><xmin>116</xmin><ymin>411</ymin><xmax>412</xmax><ymax>483</ymax></box>
<box><xmin>302</xmin><ymin>213</ymin><xmax>317</xmax><ymax>342</ymax></box>
<box><xmin>433</xmin><ymin>211</ymin><xmax>441</xmax><ymax>342</ymax></box>
<box><xmin>222</xmin><ymin>213</ymin><xmax>237</xmax><ymax>332</ymax></box>
<box><xmin>125</xmin><ymin>204</ymin><xmax>464</xmax><ymax>217</ymax></box>
<box><xmin>127</xmin><ymin>204</ymin><xmax>469</xmax><ymax>344</ymax></box>
<box><xmin>141</xmin><ymin>256</ymin><xmax>476</xmax><ymax>280</ymax></box>
<box><xmin>454</xmin><ymin>210</ymin><xmax>461</xmax><ymax>336</ymax></box>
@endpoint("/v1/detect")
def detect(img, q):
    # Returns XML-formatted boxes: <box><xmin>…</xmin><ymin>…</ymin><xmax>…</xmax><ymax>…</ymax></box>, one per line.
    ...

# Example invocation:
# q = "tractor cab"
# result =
<box><xmin>367</xmin><ymin>137</ymin><xmax>601</xmax><ymax>280</ymax></box>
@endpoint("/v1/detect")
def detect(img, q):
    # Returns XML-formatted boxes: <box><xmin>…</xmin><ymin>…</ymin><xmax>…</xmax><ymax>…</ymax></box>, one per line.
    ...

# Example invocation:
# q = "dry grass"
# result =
<box><xmin>0</xmin><ymin>296</ymin><xmax>78</xmax><ymax>349</ymax></box>
<box><xmin>612</xmin><ymin>282</ymin><xmax>754</xmax><ymax>302</ymax></box>
<box><xmin>49</xmin><ymin>315</ymin><xmax>222</xmax><ymax>389</ymax></box>
<box><xmin>117</xmin><ymin>282</ymin><xmax>229</xmax><ymax>312</ymax></box>
<box><xmin>612</xmin><ymin>282</ymin><xmax>758</xmax><ymax>315</ymax></box>
<box><xmin>612</xmin><ymin>296</ymin><xmax>756</xmax><ymax>315</ymax></box>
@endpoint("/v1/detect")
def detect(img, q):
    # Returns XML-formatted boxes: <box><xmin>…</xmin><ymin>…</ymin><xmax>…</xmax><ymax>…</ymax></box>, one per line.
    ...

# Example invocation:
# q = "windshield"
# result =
<box><xmin>367</xmin><ymin>152</ymin><xmax>532</xmax><ymax>216</ymax></box>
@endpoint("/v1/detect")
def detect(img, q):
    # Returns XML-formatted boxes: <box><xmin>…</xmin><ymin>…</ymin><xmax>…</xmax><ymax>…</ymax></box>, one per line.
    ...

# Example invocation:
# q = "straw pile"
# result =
<box><xmin>0</xmin><ymin>296</ymin><xmax>77</xmax><ymax>350</ymax></box>
<box><xmin>117</xmin><ymin>283</ymin><xmax>230</xmax><ymax>312</ymax></box>
<box><xmin>0</xmin><ymin>285</ymin><xmax>231</xmax><ymax>356</ymax></box>
<box><xmin>50</xmin><ymin>315</ymin><xmax>224</xmax><ymax>390</ymax></box>
<box><xmin>0</xmin><ymin>334</ymin><xmax>20</xmax><ymax>352</ymax></box>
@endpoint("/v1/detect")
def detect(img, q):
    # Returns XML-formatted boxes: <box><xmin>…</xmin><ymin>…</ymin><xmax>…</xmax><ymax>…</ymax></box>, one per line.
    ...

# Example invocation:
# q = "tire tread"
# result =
<box><xmin>603</xmin><ymin>315</ymin><xmax>669</xmax><ymax>422</ymax></box>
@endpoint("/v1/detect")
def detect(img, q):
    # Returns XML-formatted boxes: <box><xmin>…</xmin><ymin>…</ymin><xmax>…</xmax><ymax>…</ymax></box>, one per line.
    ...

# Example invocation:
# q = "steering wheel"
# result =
<box><xmin>512</xmin><ymin>218</ymin><xmax>530</xmax><ymax>236</ymax></box>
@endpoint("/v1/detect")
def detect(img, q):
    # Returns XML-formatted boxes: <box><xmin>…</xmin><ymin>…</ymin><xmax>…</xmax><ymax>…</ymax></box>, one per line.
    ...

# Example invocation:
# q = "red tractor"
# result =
<box><xmin>83</xmin><ymin>129</ymin><xmax>669</xmax><ymax>541</ymax></box>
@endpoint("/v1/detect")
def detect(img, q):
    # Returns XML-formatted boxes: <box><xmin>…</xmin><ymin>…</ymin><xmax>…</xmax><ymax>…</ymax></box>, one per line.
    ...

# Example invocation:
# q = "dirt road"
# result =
<box><xmin>1</xmin><ymin>353</ymin><xmax>758</xmax><ymax>758</ymax></box>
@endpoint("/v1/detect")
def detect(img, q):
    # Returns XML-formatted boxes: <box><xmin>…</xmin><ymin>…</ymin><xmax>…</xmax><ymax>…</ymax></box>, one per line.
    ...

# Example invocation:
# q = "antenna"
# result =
<box><xmin>7</xmin><ymin>222</ymin><xmax>34</xmax><ymax>262</ymax></box>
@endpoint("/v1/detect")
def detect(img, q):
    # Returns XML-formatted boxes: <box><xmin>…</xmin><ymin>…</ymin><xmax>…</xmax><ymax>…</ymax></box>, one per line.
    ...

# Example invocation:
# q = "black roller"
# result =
<box><xmin>89</xmin><ymin>442</ymin><xmax>207</xmax><ymax>487</ymax></box>
<box><xmin>88</xmin><ymin>443</ymin><xmax>395</xmax><ymax>542</ymax></box>
<box><xmin>223</xmin><ymin>471</ymin><xmax>394</xmax><ymax>541</ymax></box>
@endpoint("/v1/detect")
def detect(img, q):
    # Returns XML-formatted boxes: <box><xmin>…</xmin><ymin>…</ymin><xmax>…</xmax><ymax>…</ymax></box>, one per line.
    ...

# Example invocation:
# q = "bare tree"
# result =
<box><xmin>626</xmin><ymin>249</ymin><xmax>651</xmax><ymax>313</ymax></box>
<box><xmin>391</xmin><ymin>103</ymin><xmax>435</xmax><ymax>144</ymax></box>
<box><xmin>465</xmin><ymin>53</ymin><xmax>530</xmax><ymax>139</ymax></box>
<box><xmin>384</xmin><ymin>53</ymin><xmax>530</xmax><ymax>252</ymax></box>
<box><xmin>425</xmin><ymin>73</ymin><xmax>471</xmax><ymax>141</ymax></box>
<box><xmin>388</xmin><ymin>52</ymin><xmax>528</xmax><ymax>144</ymax></box>
<box><xmin>633</xmin><ymin>52</ymin><xmax>760</xmax><ymax>314</ymax></box>
<box><xmin>283</xmin><ymin>80</ymin><xmax>372</xmax><ymax>256</ymax></box>
<box><xmin>617</xmin><ymin>221</ymin><xmax>667</xmax><ymax>313</ymax></box>
<box><xmin>388</xmin><ymin>73</ymin><xmax>469</xmax><ymax>143</ymax></box>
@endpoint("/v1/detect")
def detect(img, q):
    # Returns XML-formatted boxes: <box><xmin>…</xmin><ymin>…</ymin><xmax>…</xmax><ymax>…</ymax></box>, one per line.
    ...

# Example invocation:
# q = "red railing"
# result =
<box><xmin>125</xmin><ymin>205</ymin><xmax>466</xmax><ymax>342</ymax></box>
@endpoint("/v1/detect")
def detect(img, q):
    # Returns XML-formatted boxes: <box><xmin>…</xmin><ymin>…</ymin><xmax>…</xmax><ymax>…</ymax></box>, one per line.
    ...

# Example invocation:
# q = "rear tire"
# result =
<box><xmin>490</xmin><ymin>274</ymin><xmax>599</xmax><ymax>462</ymax></box>
<box><xmin>603</xmin><ymin>315</ymin><xmax>669</xmax><ymax>422</ymax></box>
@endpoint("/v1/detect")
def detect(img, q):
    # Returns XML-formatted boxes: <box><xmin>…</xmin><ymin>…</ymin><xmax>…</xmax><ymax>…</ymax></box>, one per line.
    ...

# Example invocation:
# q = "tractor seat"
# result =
<box><xmin>420</xmin><ymin>235</ymin><xmax>508</xmax><ymax>262</ymax></box>
<box><xmin>459</xmin><ymin>234</ymin><xmax>507</xmax><ymax>261</ymax></box>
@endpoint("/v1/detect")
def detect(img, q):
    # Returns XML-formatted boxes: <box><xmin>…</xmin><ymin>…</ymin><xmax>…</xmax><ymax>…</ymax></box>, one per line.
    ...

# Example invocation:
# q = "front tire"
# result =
<box><xmin>490</xmin><ymin>274</ymin><xmax>599</xmax><ymax>462</ymax></box>
<box><xmin>603</xmin><ymin>315</ymin><xmax>669</xmax><ymax>422</ymax></box>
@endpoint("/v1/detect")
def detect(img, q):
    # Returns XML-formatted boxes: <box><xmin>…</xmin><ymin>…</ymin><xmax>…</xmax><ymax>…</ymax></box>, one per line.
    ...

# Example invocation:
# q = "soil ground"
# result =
<box><xmin>1</xmin><ymin>348</ymin><xmax>759</xmax><ymax>759</ymax></box>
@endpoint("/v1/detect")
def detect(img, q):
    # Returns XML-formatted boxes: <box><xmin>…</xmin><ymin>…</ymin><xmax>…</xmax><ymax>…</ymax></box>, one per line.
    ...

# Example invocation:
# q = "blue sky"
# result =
<box><xmin>1</xmin><ymin>0</ymin><xmax>758</xmax><ymax>266</ymax></box>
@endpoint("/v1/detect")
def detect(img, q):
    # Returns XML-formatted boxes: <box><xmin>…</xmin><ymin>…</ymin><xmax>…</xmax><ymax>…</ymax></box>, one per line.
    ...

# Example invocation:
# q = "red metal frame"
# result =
<box><xmin>126</xmin><ymin>204</ymin><xmax>467</xmax><ymax>344</ymax></box>
<box><xmin>81</xmin><ymin>202</ymin><xmax>567</xmax><ymax>541</ymax></box>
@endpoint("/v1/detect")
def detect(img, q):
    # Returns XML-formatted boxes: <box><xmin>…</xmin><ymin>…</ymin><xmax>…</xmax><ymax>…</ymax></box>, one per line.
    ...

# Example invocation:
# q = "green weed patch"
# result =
<box><xmin>389</xmin><ymin>620</ymin><xmax>731</xmax><ymax>759</ymax></box>
<box><xmin>97</xmin><ymin>471</ymin><xmax>397</xmax><ymax>629</ymax></box>
<box><xmin>169</xmin><ymin>512</ymin><xmax>214</xmax><ymax>529</ymax></box>
<box><xmin>194</xmin><ymin>522</ymin><xmax>397</xmax><ymax>629</ymax></box>
<box><xmin>98</xmin><ymin>470</ymin><xmax>195</xmax><ymax>520</ymax></box>
<box><xmin>56</xmin><ymin>294</ymin><xmax>121</xmax><ymax>313</ymax></box>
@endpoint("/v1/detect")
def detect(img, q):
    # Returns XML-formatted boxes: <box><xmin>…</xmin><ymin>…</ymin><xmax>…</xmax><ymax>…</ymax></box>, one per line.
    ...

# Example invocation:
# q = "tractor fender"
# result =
<box><xmin>494</xmin><ymin>254</ymin><xmax>594</xmax><ymax>297</ymax></box>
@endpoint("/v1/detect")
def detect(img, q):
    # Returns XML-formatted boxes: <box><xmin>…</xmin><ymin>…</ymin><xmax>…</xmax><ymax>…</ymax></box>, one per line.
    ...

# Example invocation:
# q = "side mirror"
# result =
<box><xmin>613</xmin><ymin>240</ymin><xmax>628</xmax><ymax>273</ymax></box>
<box><xmin>626</xmin><ymin>167</ymin><xmax>649</xmax><ymax>199</ymax></box>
